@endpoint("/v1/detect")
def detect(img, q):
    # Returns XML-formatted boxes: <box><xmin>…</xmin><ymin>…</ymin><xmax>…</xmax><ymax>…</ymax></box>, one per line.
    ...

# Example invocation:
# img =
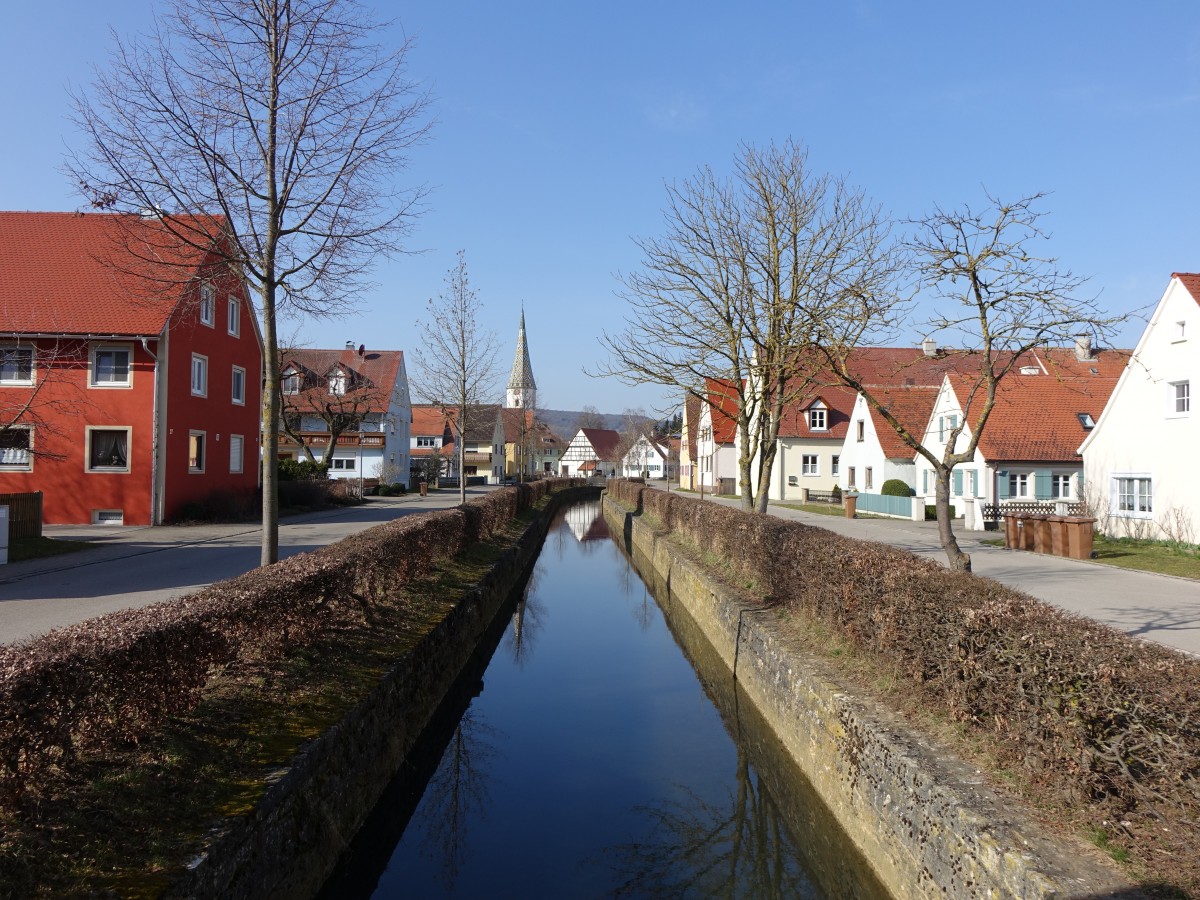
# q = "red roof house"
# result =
<box><xmin>0</xmin><ymin>211</ymin><xmax>263</xmax><ymax>525</ymax></box>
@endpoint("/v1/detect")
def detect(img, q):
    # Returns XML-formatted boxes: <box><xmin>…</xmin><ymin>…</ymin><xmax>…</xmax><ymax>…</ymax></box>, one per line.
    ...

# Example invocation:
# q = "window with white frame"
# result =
<box><xmin>801</xmin><ymin>454</ymin><xmax>818</xmax><ymax>475</ymax></box>
<box><xmin>91</xmin><ymin>345</ymin><xmax>131</xmax><ymax>388</ymax></box>
<box><xmin>847</xmin><ymin>466</ymin><xmax>856</xmax><ymax>487</ymax></box>
<box><xmin>189</xmin><ymin>431</ymin><xmax>206</xmax><ymax>473</ymax></box>
<box><xmin>227</xmin><ymin>296</ymin><xmax>241</xmax><ymax>336</ymax></box>
<box><xmin>1175</xmin><ymin>320</ymin><xmax>1187</xmax><ymax>342</ymax></box>
<box><xmin>1168</xmin><ymin>380</ymin><xmax>1190</xmax><ymax>416</ymax></box>
<box><xmin>199</xmin><ymin>284</ymin><xmax>215</xmax><ymax>326</ymax></box>
<box><xmin>229</xmin><ymin>433</ymin><xmax>244</xmax><ymax>474</ymax></box>
<box><xmin>0</xmin><ymin>427</ymin><xmax>32</xmax><ymax>470</ymax></box>
<box><xmin>231</xmin><ymin>365</ymin><xmax>246</xmax><ymax>405</ymax></box>
<box><xmin>1050</xmin><ymin>473</ymin><xmax>1072</xmax><ymax>498</ymax></box>
<box><xmin>0</xmin><ymin>347</ymin><xmax>34</xmax><ymax>385</ymax></box>
<box><xmin>831</xmin><ymin>454</ymin><xmax>840</xmax><ymax>476</ymax></box>
<box><xmin>282</xmin><ymin>368</ymin><xmax>300</xmax><ymax>394</ymax></box>
<box><xmin>86</xmin><ymin>427</ymin><xmax>130</xmax><ymax>472</ymax></box>
<box><xmin>1114</xmin><ymin>475</ymin><xmax>1152</xmax><ymax>517</ymax></box>
<box><xmin>331</xmin><ymin>457</ymin><xmax>356</xmax><ymax>470</ymax></box>
<box><xmin>1008</xmin><ymin>472</ymin><xmax>1029</xmax><ymax>498</ymax></box>
<box><xmin>328</xmin><ymin>369</ymin><xmax>347</xmax><ymax>395</ymax></box>
<box><xmin>191</xmin><ymin>354</ymin><xmax>208</xmax><ymax>397</ymax></box>
<box><xmin>864</xmin><ymin>467</ymin><xmax>873</xmax><ymax>490</ymax></box>
<box><xmin>416</xmin><ymin>436</ymin><xmax>438</xmax><ymax>447</ymax></box>
<box><xmin>855</xmin><ymin>420</ymin><xmax>864</xmax><ymax>442</ymax></box>
<box><xmin>808</xmin><ymin>404</ymin><xmax>827</xmax><ymax>431</ymax></box>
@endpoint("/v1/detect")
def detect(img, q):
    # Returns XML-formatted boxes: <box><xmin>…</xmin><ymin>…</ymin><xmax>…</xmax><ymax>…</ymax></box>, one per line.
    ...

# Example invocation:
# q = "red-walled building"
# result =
<box><xmin>0</xmin><ymin>211</ymin><xmax>263</xmax><ymax>525</ymax></box>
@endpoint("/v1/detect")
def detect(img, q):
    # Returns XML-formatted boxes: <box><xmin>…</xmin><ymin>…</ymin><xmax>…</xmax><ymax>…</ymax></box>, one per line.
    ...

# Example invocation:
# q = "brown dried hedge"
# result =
<box><xmin>0</xmin><ymin>479</ymin><xmax>572</xmax><ymax>797</ymax></box>
<box><xmin>609</xmin><ymin>480</ymin><xmax>1200</xmax><ymax>828</ymax></box>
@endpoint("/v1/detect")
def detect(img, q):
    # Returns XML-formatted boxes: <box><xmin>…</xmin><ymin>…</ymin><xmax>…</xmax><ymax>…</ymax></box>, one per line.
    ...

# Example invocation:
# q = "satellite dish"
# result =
<box><xmin>358</xmin><ymin>344</ymin><xmax>365</xmax><ymax>357</ymax></box>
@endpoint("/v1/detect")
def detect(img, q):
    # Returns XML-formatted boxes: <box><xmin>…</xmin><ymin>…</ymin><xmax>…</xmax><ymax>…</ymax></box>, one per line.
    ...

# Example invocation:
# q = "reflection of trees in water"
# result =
<box><xmin>606</xmin><ymin>749</ymin><xmax>816</xmax><ymax>899</ymax></box>
<box><xmin>415</xmin><ymin>708</ymin><xmax>502</xmax><ymax>895</ymax></box>
<box><xmin>505</xmin><ymin>588</ymin><xmax>547</xmax><ymax>667</ymax></box>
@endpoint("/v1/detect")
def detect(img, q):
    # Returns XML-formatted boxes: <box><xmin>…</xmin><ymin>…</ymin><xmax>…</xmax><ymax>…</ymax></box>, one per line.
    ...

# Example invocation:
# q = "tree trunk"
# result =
<box><xmin>458</xmin><ymin>429</ymin><xmax>466</xmax><ymax>505</ymax></box>
<box><xmin>935</xmin><ymin>466</ymin><xmax>971</xmax><ymax>572</ymax></box>
<box><xmin>260</xmin><ymin>283</ymin><xmax>280</xmax><ymax>566</ymax></box>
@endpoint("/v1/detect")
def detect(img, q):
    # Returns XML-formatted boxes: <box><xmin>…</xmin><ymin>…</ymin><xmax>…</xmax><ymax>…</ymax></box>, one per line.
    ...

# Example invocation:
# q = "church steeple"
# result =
<box><xmin>506</xmin><ymin>308</ymin><xmax>537</xmax><ymax>409</ymax></box>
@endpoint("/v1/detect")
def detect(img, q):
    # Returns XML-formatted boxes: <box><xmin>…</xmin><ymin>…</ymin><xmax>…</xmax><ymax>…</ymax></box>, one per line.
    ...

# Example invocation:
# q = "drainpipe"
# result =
<box><xmin>140</xmin><ymin>335</ymin><xmax>162</xmax><ymax>525</ymax></box>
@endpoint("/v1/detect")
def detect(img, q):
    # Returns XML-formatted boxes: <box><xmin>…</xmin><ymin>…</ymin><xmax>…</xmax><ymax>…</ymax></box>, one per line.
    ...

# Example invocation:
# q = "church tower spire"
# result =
<box><xmin>506</xmin><ymin>308</ymin><xmax>537</xmax><ymax>409</ymax></box>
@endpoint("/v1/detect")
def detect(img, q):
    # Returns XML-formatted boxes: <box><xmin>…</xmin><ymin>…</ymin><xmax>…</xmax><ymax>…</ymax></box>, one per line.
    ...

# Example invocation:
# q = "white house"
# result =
<box><xmin>838</xmin><ymin>386</ymin><xmax>939</xmax><ymax>496</ymax></box>
<box><xmin>559</xmin><ymin>428</ymin><xmax>620</xmax><ymax>478</ymax></box>
<box><xmin>620</xmin><ymin>434</ymin><xmax>669</xmax><ymax>479</ymax></box>
<box><xmin>914</xmin><ymin>345</ymin><xmax>1127</xmax><ymax>528</ymax></box>
<box><xmin>1081</xmin><ymin>273</ymin><xmax>1200</xmax><ymax>541</ymax></box>
<box><xmin>279</xmin><ymin>344</ymin><xmax>412</xmax><ymax>484</ymax></box>
<box><xmin>695</xmin><ymin>379</ymin><xmax>739</xmax><ymax>494</ymax></box>
<box><xmin>765</xmin><ymin>385</ymin><xmax>858</xmax><ymax>501</ymax></box>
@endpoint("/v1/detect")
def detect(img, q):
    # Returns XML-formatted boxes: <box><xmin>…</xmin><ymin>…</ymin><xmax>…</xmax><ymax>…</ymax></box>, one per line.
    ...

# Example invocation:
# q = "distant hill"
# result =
<box><xmin>537</xmin><ymin>408</ymin><xmax>651</xmax><ymax>437</ymax></box>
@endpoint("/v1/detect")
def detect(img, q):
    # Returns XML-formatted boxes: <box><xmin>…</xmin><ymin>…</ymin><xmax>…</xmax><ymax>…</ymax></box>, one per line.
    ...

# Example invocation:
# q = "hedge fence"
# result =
<box><xmin>0</xmin><ymin>479</ymin><xmax>574</xmax><ymax>799</ymax></box>
<box><xmin>607</xmin><ymin>480</ymin><xmax>1200</xmax><ymax>867</ymax></box>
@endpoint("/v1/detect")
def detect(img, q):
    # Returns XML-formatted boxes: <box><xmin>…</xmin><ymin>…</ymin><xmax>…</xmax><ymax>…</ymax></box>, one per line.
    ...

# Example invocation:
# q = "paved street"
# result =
<box><xmin>0</xmin><ymin>487</ymin><xmax>487</xmax><ymax>645</ymax></box>
<box><xmin>698</xmin><ymin>493</ymin><xmax>1200</xmax><ymax>657</ymax></box>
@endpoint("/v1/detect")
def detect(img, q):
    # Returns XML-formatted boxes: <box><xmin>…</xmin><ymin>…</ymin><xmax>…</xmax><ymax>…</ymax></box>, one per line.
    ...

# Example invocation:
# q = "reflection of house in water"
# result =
<box><xmin>564</xmin><ymin>500</ymin><xmax>609</xmax><ymax>542</ymax></box>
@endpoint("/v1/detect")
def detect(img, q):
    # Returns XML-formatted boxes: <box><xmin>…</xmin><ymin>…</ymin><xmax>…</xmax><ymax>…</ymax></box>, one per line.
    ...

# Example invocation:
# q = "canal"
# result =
<box><xmin>319</xmin><ymin>498</ymin><xmax>885</xmax><ymax>899</ymax></box>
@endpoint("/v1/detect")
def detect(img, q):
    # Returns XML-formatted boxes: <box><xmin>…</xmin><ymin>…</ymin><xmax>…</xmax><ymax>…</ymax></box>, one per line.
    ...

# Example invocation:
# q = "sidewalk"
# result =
<box><xmin>700</xmin><ymin>493</ymin><xmax>1200</xmax><ymax>657</ymax></box>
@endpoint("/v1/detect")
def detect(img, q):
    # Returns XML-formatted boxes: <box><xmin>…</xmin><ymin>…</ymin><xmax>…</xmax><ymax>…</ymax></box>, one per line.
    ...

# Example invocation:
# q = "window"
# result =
<box><xmin>801</xmin><ymin>454</ymin><xmax>818</xmax><ymax>476</ymax></box>
<box><xmin>808</xmin><ymin>405</ymin><xmax>827</xmax><ymax>431</ymax></box>
<box><xmin>1051</xmin><ymin>473</ymin><xmax>1072</xmax><ymax>499</ymax></box>
<box><xmin>229</xmin><ymin>434</ymin><xmax>244</xmax><ymax>474</ymax></box>
<box><xmin>1175</xmin><ymin>320</ymin><xmax>1187</xmax><ymax>342</ymax></box>
<box><xmin>86</xmin><ymin>427</ymin><xmax>130</xmax><ymax>472</ymax></box>
<box><xmin>0</xmin><ymin>347</ymin><xmax>34</xmax><ymax>385</ymax></box>
<box><xmin>189</xmin><ymin>431</ymin><xmax>206</xmax><ymax>472</ymax></box>
<box><xmin>91</xmin><ymin>345</ymin><xmax>131</xmax><ymax>387</ymax></box>
<box><xmin>847</xmin><ymin>467</ymin><xmax>856</xmax><ymax>488</ymax></box>
<box><xmin>865</xmin><ymin>467</ymin><xmax>874</xmax><ymax>490</ymax></box>
<box><xmin>855</xmin><ymin>420</ymin><xmax>864</xmax><ymax>442</ymax></box>
<box><xmin>328</xmin><ymin>369</ymin><xmax>347</xmax><ymax>395</ymax></box>
<box><xmin>831</xmin><ymin>455</ymin><xmax>840</xmax><ymax>476</ymax></box>
<box><xmin>199</xmin><ymin>284</ymin><xmax>215</xmax><ymax>326</ymax></box>
<box><xmin>1077</xmin><ymin>412</ymin><xmax>1096</xmax><ymax>430</ymax></box>
<box><xmin>1114</xmin><ymin>475</ymin><xmax>1152</xmax><ymax>517</ymax></box>
<box><xmin>0</xmin><ymin>427</ymin><xmax>32</xmax><ymax>470</ymax></box>
<box><xmin>231</xmin><ymin>366</ymin><xmax>246</xmax><ymax>405</ymax></box>
<box><xmin>331</xmin><ymin>457</ymin><xmax>356</xmax><ymax>470</ymax></box>
<box><xmin>1169</xmin><ymin>380</ymin><xmax>1190</xmax><ymax>416</ymax></box>
<box><xmin>227</xmin><ymin>296</ymin><xmax>241</xmax><ymax>336</ymax></box>
<box><xmin>191</xmin><ymin>354</ymin><xmax>208</xmax><ymax>397</ymax></box>
<box><xmin>282</xmin><ymin>369</ymin><xmax>301</xmax><ymax>394</ymax></box>
<box><xmin>1008</xmin><ymin>472</ymin><xmax>1029</xmax><ymax>498</ymax></box>
<box><xmin>416</xmin><ymin>436</ymin><xmax>437</xmax><ymax>447</ymax></box>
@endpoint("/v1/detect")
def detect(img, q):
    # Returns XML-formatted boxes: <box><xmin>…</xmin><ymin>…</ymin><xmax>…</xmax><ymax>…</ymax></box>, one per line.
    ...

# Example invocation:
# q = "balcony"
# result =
<box><xmin>280</xmin><ymin>431</ymin><xmax>386</xmax><ymax>449</ymax></box>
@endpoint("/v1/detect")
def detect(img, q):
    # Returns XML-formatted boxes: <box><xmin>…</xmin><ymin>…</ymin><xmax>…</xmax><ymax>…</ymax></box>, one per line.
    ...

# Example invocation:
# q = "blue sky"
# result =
<box><xmin>3</xmin><ymin>2</ymin><xmax>1198</xmax><ymax>415</ymax></box>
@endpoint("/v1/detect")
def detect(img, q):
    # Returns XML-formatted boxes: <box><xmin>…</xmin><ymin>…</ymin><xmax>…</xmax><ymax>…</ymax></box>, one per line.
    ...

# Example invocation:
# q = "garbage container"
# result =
<box><xmin>844</xmin><ymin>494</ymin><xmax>857</xmax><ymax>519</ymax></box>
<box><xmin>419</xmin><ymin>480</ymin><xmax>428</xmax><ymax>497</ymax></box>
<box><xmin>1048</xmin><ymin>515</ymin><xmax>1069</xmax><ymax>557</ymax></box>
<box><xmin>1004</xmin><ymin>513</ymin><xmax>1019</xmax><ymax>549</ymax></box>
<box><xmin>1064</xmin><ymin>516</ymin><xmax>1097</xmax><ymax>560</ymax></box>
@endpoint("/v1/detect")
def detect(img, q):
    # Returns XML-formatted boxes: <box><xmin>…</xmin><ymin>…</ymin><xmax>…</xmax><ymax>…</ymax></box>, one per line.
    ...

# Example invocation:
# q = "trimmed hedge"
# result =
<box><xmin>0</xmin><ymin>479</ymin><xmax>574</xmax><ymax>797</ymax></box>
<box><xmin>608</xmin><ymin>480</ymin><xmax>1200</xmax><ymax>851</ymax></box>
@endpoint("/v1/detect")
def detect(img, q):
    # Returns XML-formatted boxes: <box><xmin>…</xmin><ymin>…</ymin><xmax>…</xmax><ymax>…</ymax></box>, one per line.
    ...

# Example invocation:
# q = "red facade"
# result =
<box><xmin>0</xmin><ymin>212</ymin><xmax>263</xmax><ymax>525</ymax></box>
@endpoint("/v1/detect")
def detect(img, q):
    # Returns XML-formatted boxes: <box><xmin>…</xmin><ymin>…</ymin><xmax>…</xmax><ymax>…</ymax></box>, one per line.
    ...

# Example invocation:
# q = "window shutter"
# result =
<box><xmin>938</xmin><ymin>417</ymin><xmax>944</xmax><ymax>440</ymax></box>
<box><xmin>996</xmin><ymin>473</ymin><xmax>1010</xmax><ymax>499</ymax></box>
<box><xmin>1077</xmin><ymin>469</ymin><xmax>1086</xmax><ymax>489</ymax></box>
<box><xmin>1034</xmin><ymin>470</ymin><xmax>1052</xmax><ymax>500</ymax></box>
<box><xmin>953</xmin><ymin>469</ymin><xmax>963</xmax><ymax>496</ymax></box>
<box><xmin>922</xmin><ymin>469</ymin><xmax>929</xmax><ymax>494</ymax></box>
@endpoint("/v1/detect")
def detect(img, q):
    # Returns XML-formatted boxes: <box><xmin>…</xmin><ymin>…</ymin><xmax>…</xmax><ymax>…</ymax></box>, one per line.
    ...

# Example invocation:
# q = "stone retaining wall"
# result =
<box><xmin>167</xmin><ymin>486</ymin><xmax>598</xmax><ymax>899</ymax></box>
<box><xmin>604</xmin><ymin>495</ymin><xmax>1132</xmax><ymax>900</ymax></box>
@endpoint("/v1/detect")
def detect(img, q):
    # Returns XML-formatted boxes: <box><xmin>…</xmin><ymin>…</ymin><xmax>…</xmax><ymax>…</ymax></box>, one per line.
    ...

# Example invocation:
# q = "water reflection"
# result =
<box><xmin>321</xmin><ymin>499</ymin><xmax>883</xmax><ymax>899</ymax></box>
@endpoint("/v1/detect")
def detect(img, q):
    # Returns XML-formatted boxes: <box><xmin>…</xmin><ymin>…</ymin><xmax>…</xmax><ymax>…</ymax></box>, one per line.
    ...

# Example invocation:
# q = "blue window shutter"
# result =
<box><xmin>938</xmin><ymin>417</ymin><xmax>944</xmax><ymax>440</ymax></box>
<box><xmin>1077</xmin><ymin>469</ymin><xmax>1086</xmax><ymax>489</ymax></box>
<box><xmin>923</xmin><ymin>470</ymin><xmax>929</xmax><ymax>493</ymax></box>
<box><xmin>953</xmin><ymin>469</ymin><xmax>963</xmax><ymax>496</ymax></box>
<box><xmin>1034</xmin><ymin>470</ymin><xmax>1052</xmax><ymax>500</ymax></box>
<box><xmin>996</xmin><ymin>472</ymin><xmax>1010</xmax><ymax>499</ymax></box>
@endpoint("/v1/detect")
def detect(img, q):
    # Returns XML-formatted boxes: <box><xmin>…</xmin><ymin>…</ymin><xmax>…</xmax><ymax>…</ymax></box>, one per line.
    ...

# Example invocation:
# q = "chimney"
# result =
<box><xmin>1074</xmin><ymin>333</ymin><xmax>1093</xmax><ymax>361</ymax></box>
<box><xmin>922</xmin><ymin>337</ymin><xmax>937</xmax><ymax>358</ymax></box>
<box><xmin>345</xmin><ymin>340</ymin><xmax>355</xmax><ymax>351</ymax></box>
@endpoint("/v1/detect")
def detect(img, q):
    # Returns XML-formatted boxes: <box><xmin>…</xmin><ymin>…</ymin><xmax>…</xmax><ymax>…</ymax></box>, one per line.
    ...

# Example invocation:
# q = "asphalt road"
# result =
<box><xmin>0</xmin><ymin>488</ymin><xmax>481</xmax><ymax>645</ymax></box>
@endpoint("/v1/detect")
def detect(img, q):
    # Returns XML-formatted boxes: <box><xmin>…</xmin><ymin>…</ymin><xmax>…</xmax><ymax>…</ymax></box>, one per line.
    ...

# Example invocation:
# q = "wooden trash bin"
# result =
<box><xmin>1065</xmin><ymin>517</ymin><xmax>1097</xmax><ymax>560</ymax></box>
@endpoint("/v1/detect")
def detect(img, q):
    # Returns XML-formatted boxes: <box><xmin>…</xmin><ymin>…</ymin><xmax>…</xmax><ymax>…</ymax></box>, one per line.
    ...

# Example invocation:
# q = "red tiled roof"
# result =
<box><xmin>411</xmin><ymin>404</ymin><xmax>450</xmax><ymax>437</ymax></box>
<box><xmin>777</xmin><ymin>384</ymin><xmax>858</xmax><ymax>439</ymax></box>
<box><xmin>947</xmin><ymin>350</ymin><xmax>1130</xmax><ymax>461</ymax></box>
<box><xmin>280</xmin><ymin>347</ymin><xmax>404</xmax><ymax>416</ymax></box>
<box><xmin>863</xmin><ymin>386</ymin><xmax>940</xmax><ymax>459</ymax></box>
<box><xmin>704</xmin><ymin>378</ymin><xmax>740</xmax><ymax>444</ymax></box>
<box><xmin>0</xmin><ymin>210</ymin><xmax>227</xmax><ymax>335</ymax></box>
<box><xmin>580</xmin><ymin>427</ymin><xmax>621</xmax><ymax>459</ymax></box>
<box><xmin>1172</xmin><ymin>272</ymin><xmax>1200</xmax><ymax>306</ymax></box>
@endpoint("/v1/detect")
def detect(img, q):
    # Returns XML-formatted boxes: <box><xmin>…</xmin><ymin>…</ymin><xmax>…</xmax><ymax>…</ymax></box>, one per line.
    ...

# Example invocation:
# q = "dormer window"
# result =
<box><xmin>1077</xmin><ymin>412</ymin><xmax>1096</xmax><ymax>430</ymax></box>
<box><xmin>808</xmin><ymin>403</ymin><xmax>827</xmax><ymax>431</ymax></box>
<box><xmin>328</xmin><ymin>369</ymin><xmax>347</xmax><ymax>395</ymax></box>
<box><xmin>281</xmin><ymin>368</ymin><xmax>300</xmax><ymax>395</ymax></box>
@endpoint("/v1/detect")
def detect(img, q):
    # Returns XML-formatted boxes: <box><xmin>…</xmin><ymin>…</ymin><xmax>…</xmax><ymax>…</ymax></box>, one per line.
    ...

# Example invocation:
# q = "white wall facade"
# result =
<box><xmin>621</xmin><ymin>435</ymin><xmax>668</xmax><ymax>478</ymax></box>
<box><xmin>1082</xmin><ymin>277</ymin><xmax>1199</xmax><ymax>540</ymax></box>
<box><xmin>770</xmin><ymin>437</ymin><xmax>844</xmax><ymax>501</ymax></box>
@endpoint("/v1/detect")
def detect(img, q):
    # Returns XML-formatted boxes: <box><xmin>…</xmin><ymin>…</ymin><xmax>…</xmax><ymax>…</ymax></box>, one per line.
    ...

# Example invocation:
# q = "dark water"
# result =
<box><xmin>319</xmin><ymin>499</ymin><xmax>886</xmax><ymax>899</ymax></box>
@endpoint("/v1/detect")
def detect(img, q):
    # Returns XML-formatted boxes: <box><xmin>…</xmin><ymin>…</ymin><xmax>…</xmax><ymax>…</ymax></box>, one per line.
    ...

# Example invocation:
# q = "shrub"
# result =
<box><xmin>881</xmin><ymin>479</ymin><xmax>914</xmax><ymax>497</ymax></box>
<box><xmin>278</xmin><ymin>458</ymin><xmax>329</xmax><ymax>481</ymax></box>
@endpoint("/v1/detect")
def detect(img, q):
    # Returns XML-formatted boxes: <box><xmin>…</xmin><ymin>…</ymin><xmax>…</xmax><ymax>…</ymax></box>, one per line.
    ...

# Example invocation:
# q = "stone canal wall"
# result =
<box><xmin>604</xmin><ymin>494</ymin><xmax>1131</xmax><ymax>900</ymax></box>
<box><xmin>168</xmin><ymin>486</ymin><xmax>599</xmax><ymax>900</ymax></box>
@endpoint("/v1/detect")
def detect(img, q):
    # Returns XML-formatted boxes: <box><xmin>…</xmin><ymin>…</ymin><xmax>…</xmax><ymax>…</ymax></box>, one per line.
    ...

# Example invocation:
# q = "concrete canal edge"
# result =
<box><xmin>166</xmin><ymin>486</ymin><xmax>600</xmax><ymax>900</ymax></box>
<box><xmin>603</xmin><ymin>494</ymin><xmax>1135</xmax><ymax>900</ymax></box>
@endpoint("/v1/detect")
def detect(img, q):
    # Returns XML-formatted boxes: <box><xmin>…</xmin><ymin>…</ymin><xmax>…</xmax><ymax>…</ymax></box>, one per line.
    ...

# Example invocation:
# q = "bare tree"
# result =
<box><xmin>574</xmin><ymin>405</ymin><xmax>606</xmax><ymax>431</ymax></box>
<box><xmin>67</xmin><ymin>0</ymin><xmax>431</xmax><ymax>564</ymax></box>
<box><xmin>0</xmin><ymin>341</ymin><xmax>101</xmax><ymax>465</ymax></box>
<box><xmin>598</xmin><ymin>139</ymin><xmax>902</xmax><ymax>512</ymax></box>
<box><xmin>819</xmin><ymin>193</ymin><xmax>1125</xmax><ymax>571</ymax></box>
<box><xmin>278</xmin><ymin>362</ymin><xmax>390</xmax><ymax>464</ymax></box>
<box><xmin>412</xmin><ymin>251</ymin><xmax>502</xmax><ymax>505</ymax></box>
